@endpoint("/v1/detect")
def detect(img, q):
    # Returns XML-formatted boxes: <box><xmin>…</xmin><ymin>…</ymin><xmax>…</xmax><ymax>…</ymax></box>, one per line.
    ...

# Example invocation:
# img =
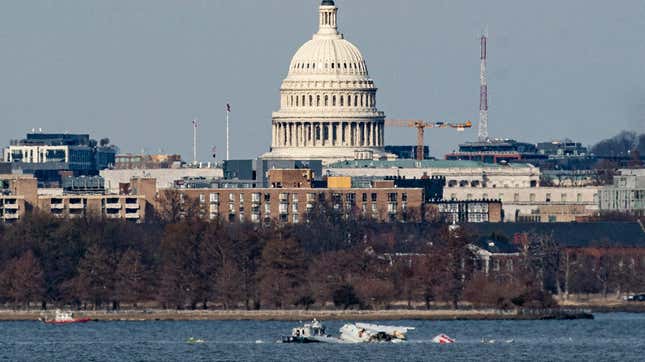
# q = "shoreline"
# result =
<box><xmin>0</xmin><ymin>308</ymin><xmax>599</xmax><ymax>321</ymax></box>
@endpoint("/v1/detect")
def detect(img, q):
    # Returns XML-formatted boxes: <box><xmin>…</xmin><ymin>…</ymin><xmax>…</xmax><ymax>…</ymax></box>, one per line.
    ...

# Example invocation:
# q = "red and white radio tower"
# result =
<box><xmin>478</xmin><ymin>29</ymin><xmax>489</xmax><ymax>141</ymax></box>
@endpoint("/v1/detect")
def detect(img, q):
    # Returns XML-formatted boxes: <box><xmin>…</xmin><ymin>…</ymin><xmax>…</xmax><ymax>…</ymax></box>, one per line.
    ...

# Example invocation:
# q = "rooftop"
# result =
<box><xmin>469</xmin><ymin>222</ymin><xmax>645</xmax><ymax>248</ymax></box>
<box><xmin>327</xmin><ymin>159</ymin><xmax>536</xmax><ymax>169</ymax></box>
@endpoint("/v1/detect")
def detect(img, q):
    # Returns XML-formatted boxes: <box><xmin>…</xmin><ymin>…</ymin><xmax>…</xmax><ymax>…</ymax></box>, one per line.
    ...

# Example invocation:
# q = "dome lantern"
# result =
<box><xmin>318</xmin><ymin>0</ymin><xmax>338</xmax><ymax>36</ymax></box>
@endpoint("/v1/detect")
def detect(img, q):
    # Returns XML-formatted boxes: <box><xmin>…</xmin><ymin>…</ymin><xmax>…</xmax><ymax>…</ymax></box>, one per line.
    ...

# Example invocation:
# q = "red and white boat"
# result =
<box><xmin>41</xmin><ymin>310</ymin><xmax>92</xmax><ymax>324</ymax></box>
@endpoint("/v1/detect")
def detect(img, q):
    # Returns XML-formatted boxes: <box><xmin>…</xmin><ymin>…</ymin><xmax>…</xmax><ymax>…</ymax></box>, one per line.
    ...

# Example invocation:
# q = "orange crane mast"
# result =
<box><xmin>384</xmin><ymin>120</ymin><xmax>473</xmax><ymax>160</ymax></box>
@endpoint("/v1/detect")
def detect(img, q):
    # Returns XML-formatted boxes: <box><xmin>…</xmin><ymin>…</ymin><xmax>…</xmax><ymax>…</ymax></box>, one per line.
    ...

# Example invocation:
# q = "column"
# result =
<box><xmin>305</xmin><ymin>123</ymin><xmax>309</xmax><ymax>146</ymax></box>
<box><xmin>324</xmin><ymin>123</ymin><xmax>330</xmax><ymax>146</ymax></box>
<box><xmin>373</xmin><ymin>123</ymin><xmax>377</xmax><ymax>147</ymax></box>
<box><xmin>332</xmin><ymin>123</ymin><xmax>338</xmax><ymax>146</ymax></box>
<box><xmin>277</xmin><ymin>123</ymin><xmax>281</xmax><ymax>146</ymax></box>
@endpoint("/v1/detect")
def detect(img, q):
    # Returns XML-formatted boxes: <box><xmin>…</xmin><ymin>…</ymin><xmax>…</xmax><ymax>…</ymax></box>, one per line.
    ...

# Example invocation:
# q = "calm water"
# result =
<box><xmin>1</xmin><ymin>313</ymin><xmax>644</xmax><ymax>361</ymax></box>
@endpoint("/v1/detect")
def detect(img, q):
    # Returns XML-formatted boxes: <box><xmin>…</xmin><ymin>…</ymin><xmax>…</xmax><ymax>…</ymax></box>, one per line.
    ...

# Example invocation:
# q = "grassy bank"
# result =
<box><xmin>0</xmin><ymin>308</ymin><xmax>596</xmax><ymax>321</ymax></box>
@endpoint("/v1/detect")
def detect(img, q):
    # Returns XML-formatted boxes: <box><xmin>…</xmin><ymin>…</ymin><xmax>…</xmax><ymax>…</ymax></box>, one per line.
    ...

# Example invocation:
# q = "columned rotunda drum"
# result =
<box><xmin>262</xmin><ymin>0</ymin><xmax>395</xmax><ymax>164</ymax></box>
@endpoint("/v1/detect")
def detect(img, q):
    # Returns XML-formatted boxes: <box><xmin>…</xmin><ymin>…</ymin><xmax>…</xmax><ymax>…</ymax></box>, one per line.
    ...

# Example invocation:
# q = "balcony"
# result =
<box><xmin>125</xmin><ymin>202</ymin><xmax>140</xmax><ymax>210</ymax></box>
<box><xmin>68</xmin><ymin>203</ymin><xmax>85</xmax><ymax>210</ymax></box>
<box><xmin>50</xmin><ymin>203</ymin><xmax>64</xmax><ymax>210</ymax></box>
<box><xmin>125</xmin><ymin>212</ymin><xmax>140</xmax><ymax>219</ymax></box>
<box><xmin>3</xmin><ymin>202</ymin><xmax>19</xmax><ymax>210</ymax></box>
<box><xmin>105</xmin><ymin>203</ymin><xmax>121</xmax><ymax>210</ymax></box>
<box><xmin>3</xmin><ymin>213</ymin><xmax>19</xmax><ymax>220</ymax></box>
<box><xmin>105</xmin><ymin>213</ymin><xmax>121</xmax><ymax>219</ymax></box>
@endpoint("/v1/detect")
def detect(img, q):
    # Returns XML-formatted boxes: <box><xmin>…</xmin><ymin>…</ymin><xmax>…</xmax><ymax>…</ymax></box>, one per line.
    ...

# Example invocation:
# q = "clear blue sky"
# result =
<box><xmin>1</xmin><ymin>0</ymin><xmax>644</xmax><ymax>160</ymax></box>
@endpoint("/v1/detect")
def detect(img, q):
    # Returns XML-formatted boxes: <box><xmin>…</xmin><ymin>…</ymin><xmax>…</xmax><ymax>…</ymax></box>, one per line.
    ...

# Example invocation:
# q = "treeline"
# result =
<box><xmin>0</xmin><ymin>205</ymin><xmax>643</xmax><ymax>311</ymax></box>
<box><xmin>591</xmin><ymin>130</ymin><xmax>645</xmax><ymax>159</ymax></box>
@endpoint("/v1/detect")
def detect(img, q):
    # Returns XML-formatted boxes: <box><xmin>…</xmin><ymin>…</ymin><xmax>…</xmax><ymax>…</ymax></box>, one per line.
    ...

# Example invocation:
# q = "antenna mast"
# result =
<box><xmin>478</xmin><ymin>29</ymin><xmax>489</xmax><ymax>141</ymax></box>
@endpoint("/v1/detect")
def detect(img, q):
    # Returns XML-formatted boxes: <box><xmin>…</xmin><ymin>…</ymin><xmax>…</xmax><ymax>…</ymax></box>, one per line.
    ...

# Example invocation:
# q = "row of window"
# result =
<box><xmin>292</xmin><ymin>60</ymin><xmax>367</xmax><ymax>73</ymax></box>
<box><xmin>449</xmin><ymin>192</ymin><xmax>591</xmax><ymax>203</ymax></box>
<box><xmin>285</xmin><ymin>93</ymin><xmax>375</xmax><ymax>108</ymax></box>
<box><xmin>447</xmin><ymin>179</ymin><xmax>538</xmax><ymax>188</ymax></box>
<box><xmin>201</xmin><ymin>192</ymin><xmax>406</xmax><ymax>204</ymax></box>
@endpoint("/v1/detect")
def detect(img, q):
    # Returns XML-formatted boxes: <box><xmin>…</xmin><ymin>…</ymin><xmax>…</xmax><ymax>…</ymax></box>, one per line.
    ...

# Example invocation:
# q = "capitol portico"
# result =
<box><xmin>262</xmin><ymin>0</ymin><xmax>395</xmax><ymax>164</ymax></box>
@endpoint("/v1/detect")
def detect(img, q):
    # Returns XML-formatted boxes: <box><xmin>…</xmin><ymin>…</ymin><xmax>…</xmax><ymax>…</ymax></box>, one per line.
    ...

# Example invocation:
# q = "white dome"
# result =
<box><xmin>262</xmin><ymin>1</ymin><xmax>395</xmax><ymax>164</ymax></box>
<box><xmin>288</xmin><ymin>37</ymin><xmax>368</xmax><ymax>78</ymax></box>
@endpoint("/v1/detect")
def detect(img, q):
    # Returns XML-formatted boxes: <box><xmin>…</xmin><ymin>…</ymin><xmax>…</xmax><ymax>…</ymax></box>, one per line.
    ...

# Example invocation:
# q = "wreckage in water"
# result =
<box><xmin>280</xmin><ymin>320</ymin><xmax>415</xmax><ymax>344</ymax></box>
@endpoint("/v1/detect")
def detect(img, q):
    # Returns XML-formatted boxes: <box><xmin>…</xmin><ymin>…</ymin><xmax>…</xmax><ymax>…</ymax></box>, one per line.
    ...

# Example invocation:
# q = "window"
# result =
<box><xmin>561</xmin><ymin>193</ymin><xmax>567</xmax><ymax>202</ymax></box>
<box><xmin>362</xmin><ymin>193</ymin><xmax>367</xmax><ymax>202</ymax></box>
<box><xmin>210</xmin><ymin>193</ymin><xmax>220</xmax><ymax>203</ymax></box>
<box><xmin>545</xmin><ymin>193</ymin><xmax>551</xmax><ymax>202</ymax></box>
<box><xmin>529</xmin><ymin>193</ymin><xmax>535</xmax><ymax>202</ymax></box>
<box><xmin>332</xmin><ymin>95</ymin><xmax>336</xmax><ymax>106</ymax></box>
<box><xmin>577</xmin><ymin>193</ymin><xmax>582</xmax><ymax>202</ymax></box>
<box><xmin>371</xmin><ymin>193</ymin><xmax>377</xmax><ymax>202</ymax></box>
<box><xmin>402</xmin><ymin>193</ymin><xmax>408</xmax><ymax>202</ymax></box>
<box><xmin>251</xmin><ymin>193</ymin><xmax>260</xmax><ymax>203</ymax></box>
<box><xmin>324</xmin><ymin>95</ymin><xmax>328</xmax><ymax>106</ymax></box>
<box><xmin>264</xmin><ymin>193</ymin><xmax>271</xmax><ymax>202</ymax></box>
<box><xmin>388</xmin><ymin>193</ymin><xmax>397</xmax><ymax>202</ymax></box>
<box><xmin>239</xmin><ymin>193</ymin><xmax>245</xmax><ymax>203</ymax></box>
<box><xmin>514</xmin><ymin>193</ymin><xmax>520</xmax><ymax>202</ymax></box>
<box><xmin>199</xmin><ymin>194</ymin><xmax>205</xmax><ymax>204</ymax></box>
<box><xmin>228</xmin><ymin>193</ymin><xmax>234</xmax><ymax>202</ymax></box>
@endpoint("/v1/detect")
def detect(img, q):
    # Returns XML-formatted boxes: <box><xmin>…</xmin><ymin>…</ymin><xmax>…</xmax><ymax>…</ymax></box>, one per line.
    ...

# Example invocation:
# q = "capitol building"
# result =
<box><xmin>262</xmin><ymin>0</ymin><xmax>395</xmax><ymax>164</ymax></box>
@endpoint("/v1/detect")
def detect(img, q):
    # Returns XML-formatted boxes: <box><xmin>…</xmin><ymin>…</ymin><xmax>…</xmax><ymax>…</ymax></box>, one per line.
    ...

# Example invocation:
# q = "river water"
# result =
<box><xmin>1</xmin><ymin>313</ymin><xmax>644</xmax><ymax>361</ymax></box>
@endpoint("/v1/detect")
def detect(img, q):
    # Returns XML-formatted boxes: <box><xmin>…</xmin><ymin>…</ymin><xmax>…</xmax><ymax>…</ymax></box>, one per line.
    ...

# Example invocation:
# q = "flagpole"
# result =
<box><xmin>193</xmin><ymin>119</ymin><xmax>197</xmax><ymax>164</ymax></box>
<box><xmin>226</xmin><ymin>108</ymin><xmax>230</xmax><ymax>161</ymax></box>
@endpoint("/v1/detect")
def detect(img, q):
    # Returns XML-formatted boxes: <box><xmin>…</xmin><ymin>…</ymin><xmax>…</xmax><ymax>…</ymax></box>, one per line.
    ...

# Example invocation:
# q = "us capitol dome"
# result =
<box><xmin>262</xmin><ymin>0</ymin><xmax>395</xmax><ymax>164</ymax></box>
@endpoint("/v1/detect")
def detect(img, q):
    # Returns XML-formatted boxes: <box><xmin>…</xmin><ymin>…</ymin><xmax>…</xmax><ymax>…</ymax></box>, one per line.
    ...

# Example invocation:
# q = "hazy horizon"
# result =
<box><xmin>1</xmin><ymin>0</ymin><xmax>644</xmax><ymax>161</ymax></box>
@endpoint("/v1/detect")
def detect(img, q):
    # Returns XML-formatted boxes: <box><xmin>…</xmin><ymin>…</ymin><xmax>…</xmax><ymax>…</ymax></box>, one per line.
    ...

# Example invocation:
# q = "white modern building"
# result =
<box><xmin>100</xmin><ymin>167</ymin><xmax>223</xmax><ymax>194</ymax></box>
<box><xmin>262</xmin><ymin>0</ymin><xmax>395</xmax><ymax>164</ymax></box>
<box><xmin>326</xmin><ymin>160</ymin><xmax>541</xmax><ymax>189</ymax></box>
<box><xmin>599</xmin><ymin>168</ymin><xmax>645</xmax><ymax>215</ymax></box>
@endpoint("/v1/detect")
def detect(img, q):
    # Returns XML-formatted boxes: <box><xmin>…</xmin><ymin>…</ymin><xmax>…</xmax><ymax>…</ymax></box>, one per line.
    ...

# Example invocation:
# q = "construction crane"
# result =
<box><xmin>384</xmin><ymin>120</ymin><xmax>473</xmax><ymax>160</ymax></box>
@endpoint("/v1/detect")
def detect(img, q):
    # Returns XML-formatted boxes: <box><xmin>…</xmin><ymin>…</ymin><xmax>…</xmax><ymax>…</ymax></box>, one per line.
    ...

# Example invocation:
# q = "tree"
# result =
<box><xmin>258</xmin><ymin>238</ymin><xmax>307</xmax><ymax>308</ymax></box>
<box><xmin>114</xmin><ymin>249</ymin><xmax>149</xmax><ymax>308</ymax></box>
<box><xmin>75</xmin><ymin>244</ymin><xmax>115</xmax><ymax>309</ymax></box>
<box><xmin>332</xmin><ymin>284</ymin><xmax>361</xmax><ymax>309</ymax></box>
<box><xmin>0</xmin><ymin>251</ymin><xmax>45</xmax><ymax>308</ymax></box>
<box><xmin>591</xmin><ymin>131</ymin><xmax>637</xmax><ymax>157</ymax></box>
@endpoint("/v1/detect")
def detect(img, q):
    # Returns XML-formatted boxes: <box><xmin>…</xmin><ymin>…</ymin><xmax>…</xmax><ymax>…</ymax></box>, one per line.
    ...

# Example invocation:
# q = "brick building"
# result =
<box><xmin>169</xmin><ymin>187</ymin><xmax>425</xmax><ymax>224</ymax></box>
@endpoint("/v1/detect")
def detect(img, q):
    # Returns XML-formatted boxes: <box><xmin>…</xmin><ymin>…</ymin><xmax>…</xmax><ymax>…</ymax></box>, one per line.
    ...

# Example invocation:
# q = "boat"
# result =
<box><xmin>280</xmin><ymin>319</ymin><xmax>343</xmax><ymax>343</ymax></box>
<box><xmin>40</xmin><ymin>310</ymin><xmax>92</xmax><ymax>324</ymax></box>
<box><xmin>280</xmin><ymin>320</ymin><xmax>415</xmax><ymax>344</ymax></box>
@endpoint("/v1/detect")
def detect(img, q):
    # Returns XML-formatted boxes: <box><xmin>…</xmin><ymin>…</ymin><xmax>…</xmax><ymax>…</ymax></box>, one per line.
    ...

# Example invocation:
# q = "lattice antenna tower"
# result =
<box><xmin>478</xmin><ymin>28</ymin><xmax>489</xmax><ymax>141</ymax></box>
